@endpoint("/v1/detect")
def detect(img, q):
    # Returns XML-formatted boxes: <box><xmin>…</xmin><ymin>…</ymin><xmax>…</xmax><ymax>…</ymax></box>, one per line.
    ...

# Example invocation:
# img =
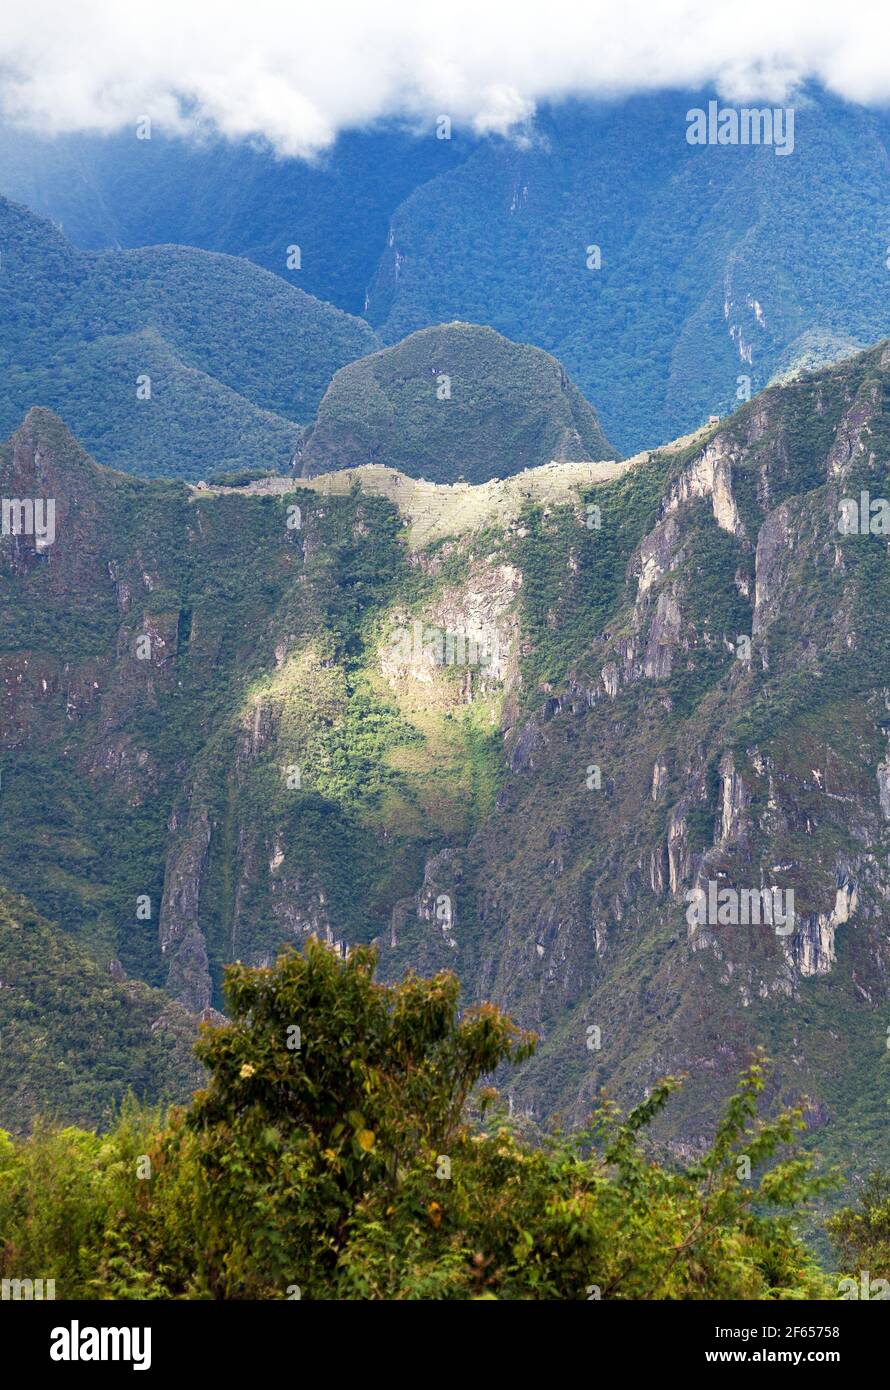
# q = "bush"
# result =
<box><xmin>826</xmin><ymin>1169</ymin><xmax>890</xmax><ymax>1290</ymax></box>
<box><xmin>0</xmin><ymin>942</ymin><xmax>834</xmax><ymax>1300</ymax></box>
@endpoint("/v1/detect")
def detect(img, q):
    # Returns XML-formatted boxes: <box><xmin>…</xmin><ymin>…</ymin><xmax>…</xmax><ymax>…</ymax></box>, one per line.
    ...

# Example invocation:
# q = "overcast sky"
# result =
<box><xmin>0</xmin><ymin>0</ymin><xmax>887</xmax><ymax>157</ymax></box>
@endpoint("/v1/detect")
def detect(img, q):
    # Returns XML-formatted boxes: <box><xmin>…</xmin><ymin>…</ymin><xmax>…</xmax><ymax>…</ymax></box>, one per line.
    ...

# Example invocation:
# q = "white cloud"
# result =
<box><xmin>0</xmin><ymin>0</ymin><xmax>887</xmax><ymax>156</ymax></box>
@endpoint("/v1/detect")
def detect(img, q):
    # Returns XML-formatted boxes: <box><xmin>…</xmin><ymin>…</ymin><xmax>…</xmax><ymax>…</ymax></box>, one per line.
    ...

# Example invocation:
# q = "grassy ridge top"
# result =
<box><xmin>199</xmin><ymin>425</ymin><xmax>708</xmax><ymax>546</ymax></box>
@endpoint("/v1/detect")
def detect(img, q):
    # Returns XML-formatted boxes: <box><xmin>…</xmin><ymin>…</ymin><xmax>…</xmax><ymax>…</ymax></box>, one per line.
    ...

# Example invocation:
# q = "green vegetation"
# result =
<box><xmin>827</xmin><ymin>1170</ymin><xmax>890</xmax><ymax>1283</ymax></box>
<box><xmin>0</xmin><ymin>410</ymin><xmax>512</xmax><ymax>1005</ymax></box>
<box><xmin>3</xmin><ymin>94</ymin><xmax>888</xmax><ymax>457</ymax></box>
<box><xmin>511</xmin><ymin>449</ymin><xmax>668</xmax><ymax>697</ymax></box>
<box><xmin>298</xmin><ymin>322</ymin><xmax>617</xmax><ymax>482</ymax></box>
<box><xmin>0</xmin><ymin>942</ymin><xmax>835</xmax><ymax>1299</ymax></box>
<box><xmin>0</xmin><ymin>889</ymin><xmax>200</xmax><ymax>1134</ymax></box>
<box><xmin>368</xmin><ymin>94</ymin><xmax>890</xmax><ymax>454</ymax></box>
<box><xmin>0</xmin><ymin>121</ymin><xmax>472</xmax><ymax>317</ymax></box>
<box><xmin>2</xmin><ymin>338</ymin><xmax>890</xmax><ymax>1212</ymax></box>
<box><xmin>0</xmin><ymin>197</ymin><xmax>378</xmax><ymax>477</ymax></box>
<box><xmin>204</xmin><ymin>467</ymin><xmax>281</xmax><ymax>487</ymax></box>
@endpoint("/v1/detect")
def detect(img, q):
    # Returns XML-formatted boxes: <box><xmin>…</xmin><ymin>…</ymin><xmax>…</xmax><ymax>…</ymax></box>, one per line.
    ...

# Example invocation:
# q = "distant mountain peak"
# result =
<box><xmin>296</xmin><ymin>321</ymin><xmax>618</xmax><ymax>484</ymax></box>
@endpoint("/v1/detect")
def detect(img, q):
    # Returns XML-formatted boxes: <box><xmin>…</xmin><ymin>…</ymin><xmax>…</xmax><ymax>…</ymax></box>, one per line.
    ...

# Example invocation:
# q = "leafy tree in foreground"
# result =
<box><xmin>0</xmin><ymin>940</ymin><xmax>834</xmax><ymax>1299</ymax></box>
<box><xmin>186</xmin><ymin>938</ymin><xmax>537</xmax><ymax>1296</ymax></box>
<box><xmin>827</xmin><ymin>1169</ymin><xmax>890</xmax><ymax>1292</ymax></box>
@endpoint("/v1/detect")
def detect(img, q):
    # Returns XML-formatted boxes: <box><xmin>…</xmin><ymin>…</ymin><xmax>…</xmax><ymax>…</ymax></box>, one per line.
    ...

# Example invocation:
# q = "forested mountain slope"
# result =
<box><xmin>0</xmin><ymin>197</ymin><xmax>378</xmax><ymax>477</ymax></box>
<box><xmin>0</xmin><ymin>887</ymin><xmax>201</xmax><ymax>1133</ymax></box>
<box><xmin>296</xmin><ymin>323</ymin><xmax>618</xmax><ymax>481</ymax></box>
<box><xmin>1</xmin><ymin>343</ymin><xmax>889</xmax><ymax>1182</ymax></box>
<box><xmin>366</xmin><ymin>93</ymin><xmax>890</xmax><ymax>453</ymax></box>
<box><xmin>0</xmin><ymin>122</ymin><xmax>472</xmax><ymax>315</ymax></box>
<box><xmin>4</xmin><ymin>92</ymin><xmax>888</xmax><ymax>452</ymax></box>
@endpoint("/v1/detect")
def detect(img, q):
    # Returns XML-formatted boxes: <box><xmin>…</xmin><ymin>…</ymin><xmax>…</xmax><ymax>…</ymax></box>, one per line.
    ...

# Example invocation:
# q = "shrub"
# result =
<box><xmin>0</xmin><ymin>943</ymin><xmax>834</xmax><ymax>1300</ymax></box>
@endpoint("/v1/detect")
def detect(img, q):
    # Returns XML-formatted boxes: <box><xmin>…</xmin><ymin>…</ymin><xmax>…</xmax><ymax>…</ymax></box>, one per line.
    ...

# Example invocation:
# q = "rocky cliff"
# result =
<box><xmin>1</xmin><ymin>342</ymin><xmax>889</xmax><ymax>1173</ymax></box>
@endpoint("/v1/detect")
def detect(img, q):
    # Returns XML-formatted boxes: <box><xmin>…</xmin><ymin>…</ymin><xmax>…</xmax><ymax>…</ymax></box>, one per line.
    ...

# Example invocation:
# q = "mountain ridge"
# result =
<box><xmin>295</xmin><ymin>322</ymin><xmax>619</xmax><ymax>482</ymax></box>
<box><xmin>0</xmin><ymin>195</ymin><xmax>379</xmax><ymax>477</ymax></box>
<box><xmin>2</xmin><ymin>340</ymin><xmax>889</xmax><ymax>1189</ymax></box>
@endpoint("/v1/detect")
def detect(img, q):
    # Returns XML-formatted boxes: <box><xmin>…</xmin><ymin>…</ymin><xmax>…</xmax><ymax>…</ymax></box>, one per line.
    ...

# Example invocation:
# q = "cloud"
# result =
<box><xmin>0</xmin><ymin>0</ymin><xmax>886</xmax><ymax>157</ymax></box>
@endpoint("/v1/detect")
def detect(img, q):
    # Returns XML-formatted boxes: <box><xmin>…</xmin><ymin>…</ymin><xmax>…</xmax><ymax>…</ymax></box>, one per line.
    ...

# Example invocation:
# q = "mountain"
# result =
<box><xmin>0</xmin><ymin>196</ymin><xmax>378</xmax><ymax>477</ymax></box>
<box><xmin>372</xmin><ymin>339</ymin><xmax>890</xmax><ymax>1179</ymax></box>
<box><xmin>365</xmin><ymin>92</ymin><xmax>890</xmax><ymax>454</ymax></box>
<box><xmin>2</xmin><ymin>340</ymin><xmax>890</xmax><ymax>1181</ymax></box>
<box><xmin>3</xmin><ymin>91</ymin><xmax>889</xmax><ymax>454</ymax></box>
<box><xmin>0</xmin><ymin>886</ymin><xmax>202</xmax><ymax>1134</ymax></box>
<box><xmin>0</xmin><ymin>404</ymin><xmax>632</xmax><ymax>1020</ymax></box>
<box><xmin>0</xmin><ymin>122</ymin><xmax>473</xmax><ymax>315</ymax></box>
<box><xmin>296</xmin><ymin>323</ymin><xmax>618</xmax><ymax>482</ymax></box>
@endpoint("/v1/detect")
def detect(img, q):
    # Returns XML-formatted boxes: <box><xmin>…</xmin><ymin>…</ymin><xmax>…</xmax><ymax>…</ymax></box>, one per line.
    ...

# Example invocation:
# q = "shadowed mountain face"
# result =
<box><xmin>295</xmin><ymin>323</ymin><xmax>619</xmax><ymax>482</ymax></box>
<box><xmin>2</xmin><ymin>343</ymin><xmax>890</xmax><ymax>1180</ymax></box>
<box><xmin>3</xmin><ymin>91</ymin><xmax>889</xmax><ymax>454</ymax></box>
<box><xmin>365</xmin><ymin>93</ymin><xmax>890</xmax><ymax>454</ymax></box>
<box><xmin>0</xmin><ymin>196</ymin><xmax>378</xmax><ymax>478</ymax></box>
<box><xmin>0</xmin><ymin>122</ymin><xmax>473</xmax><ymax>315</ymax></box>
<box><xmin>0</xmin><ymin>887</ymin><xmax>202</xmax><ymax>1135</ymax></box>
